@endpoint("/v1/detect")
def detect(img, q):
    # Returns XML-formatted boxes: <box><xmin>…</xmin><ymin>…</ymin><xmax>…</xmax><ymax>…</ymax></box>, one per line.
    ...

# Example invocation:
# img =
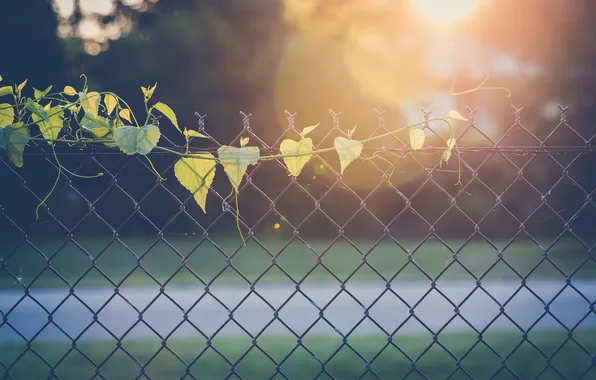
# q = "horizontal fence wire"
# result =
<box><xmin>0</xmin><ymin>107</ymin><xmax>595</xmax><ymax>379</ymax></box>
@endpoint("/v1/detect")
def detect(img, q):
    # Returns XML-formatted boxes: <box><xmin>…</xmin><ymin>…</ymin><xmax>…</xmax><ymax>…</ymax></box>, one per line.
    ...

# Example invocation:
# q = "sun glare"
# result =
<box><xmin>409</xmin><ymin>0</ymin><xmax>481</xmax><ymax>24</ymax></box>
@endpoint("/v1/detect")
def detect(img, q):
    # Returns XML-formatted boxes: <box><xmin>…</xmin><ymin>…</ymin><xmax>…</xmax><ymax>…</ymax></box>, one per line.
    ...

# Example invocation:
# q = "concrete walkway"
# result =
<box><xmin>0</xmin><ymin>279</ymin><xmax>595</xmax><ymax>342</ymax></box>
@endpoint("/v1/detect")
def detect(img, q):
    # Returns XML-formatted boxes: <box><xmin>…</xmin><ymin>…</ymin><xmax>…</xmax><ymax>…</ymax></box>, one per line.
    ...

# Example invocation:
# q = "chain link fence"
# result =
<box><xmin>0</xmin><ymin>107</ymin><xmax>595</xmax><ymax>379</ymax></box>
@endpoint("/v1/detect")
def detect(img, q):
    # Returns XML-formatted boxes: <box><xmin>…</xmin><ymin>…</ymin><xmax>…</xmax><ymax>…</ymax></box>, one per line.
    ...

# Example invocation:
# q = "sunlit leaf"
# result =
<box><xmin>0</xmin><ymin>104</ymin><xmax>14</xmax><ymax>127</ymax></box>
<box><xmin>142</xmin><ymin>83</ymin><xmax>157</xmax><ymax>101</ymax></box>
<box><xmin>81</xmin><ymin>114</ymin><xmax>116</xmax><ymax>147</ymax></box>
<box><xmin>348</xmin><ymin>125</ymin><xmax>357</xmax><ymax>139</ymax></box>
<box><xmin>300</xmin><ymin>123</ymin><xmax>319</xmax><ymax>138</ymax></box>
<box><xmin>448</xmin><ymin>110</ymin><xmax>468</xmax><ymax>121</ymax></box>
<box><xmin>0</xmin><ymin>123</ymin><xmax>29</xmax><ymax>167</ymax></box>
<box><xmin>240</xmin><ymin>137</ymin><xmax>250</xmax><ymax>147</ymax></box>
<box><xmin>43</xmin><ymin>102</ymin><xmax>52</xmax><ymax>111</ymax></box>
<box><xmin>280</xmin><ymin>138</ymin><xmax>313</xmax><ymax>176</ymax></box>
<box><xmin>16</xmin><ymin>79</ymin><xmax>27</xmax><ymax>93</ymax></box>
<box><xmin>0</xmin><ymin>86</ymin><xmax>13</xmax><ymax>97</ymax></box>
<box><xmin>174</xmin><ymin>154</ymin><xmax>217</xmax><ymax>213</ymax></box>
<box><xmin>409</xmin><ymin>129</ymin><xmax>425</xmax><ymax>150</ymax></box>
<box><xmin>34</xmin><ymin>85</ymin><xmax>52</xmax><ymax>100</ymax></box>
<box><xmin>153</xmin><ymin>102</ymin><xmax>180</xmax><ymax>133</ymax></box>
<box><xmin>0</xmin><ymin>75</ymin><xmax>2</xmax><ymax>82</ymax></box>
<box><xmin>25</xmin><ymin>99</ymin><xmax>49</xmax><ymax>123</ymax></box>
<box><xmin>119</xmin><ymin>109</ymin><xmax>132</xmax><ymax>123</ymax></box>
<box><xmin>114</xmin><ymin>125</ymin><xmax>160</xmax><ymax>155</ymax></box>
<box><xmin>32</xmin><ymin>106</ymin><xmax>64</xmax><ymax>144</ymax></box>
<box><xmin>80</xmin><ymin>91</ymin><xmax>101</xmax><ymax>116</ymax></box>
<box><xmin>217</xmin><ymin>145</ymin><xmax>260</xmax><ymax>192</ymax></box>
<box><xmin>334</xmin><ymin>137</ymin><xmax>362</xmax><ymax>174</ymax></box>
<box><xmin>104</xmin><ymin>94</ymin><xmax>118</xmax><ymax>115</ymax></box>
<box><xmin>63</xmin><ymin>86</ymin><xmax>77</xmax><ymax>96</ymax></box>
<box><xmin>441</xmin><ymin>137</ymin><xmax>457</xmax><ymax>165</ymax></box>
<box><xmin>184</xmin><ymin>129</ymin><xmax>209</xmax><ymax>139</ymax></box>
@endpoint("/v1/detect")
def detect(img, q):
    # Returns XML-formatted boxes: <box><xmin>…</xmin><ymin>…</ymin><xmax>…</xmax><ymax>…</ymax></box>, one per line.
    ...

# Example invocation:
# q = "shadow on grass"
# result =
<box><xmin>1</xmin><ymin>235</ymin><xmax>594</xmax><ymax>289</ymax></box>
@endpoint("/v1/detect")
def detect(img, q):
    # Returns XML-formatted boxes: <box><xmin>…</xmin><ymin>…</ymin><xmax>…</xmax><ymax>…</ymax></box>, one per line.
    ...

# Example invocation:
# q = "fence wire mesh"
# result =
<box><xmin>0</xmin><ymin>107</ymin><xmax>595</xmax><ymax>379</ymax></box>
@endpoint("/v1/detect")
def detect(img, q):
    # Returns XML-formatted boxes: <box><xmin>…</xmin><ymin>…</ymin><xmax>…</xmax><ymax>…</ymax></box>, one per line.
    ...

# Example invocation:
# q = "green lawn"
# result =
<box><xmin>1</xmin><ymin>329</ymin><xmax>595</xmax><ymax>379</ymax></box>
<box><xmin>1</xmin><ymin>235</ymin><xmax>594</xmax><ymax>289</ymax></box>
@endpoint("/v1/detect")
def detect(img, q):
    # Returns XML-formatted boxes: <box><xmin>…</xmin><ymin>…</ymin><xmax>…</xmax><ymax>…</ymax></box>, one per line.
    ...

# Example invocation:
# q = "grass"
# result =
<box><xmin>1</xmin><ymin>234</ymin><xmax>594</xmax><ymax>289</ymax></box>
<box><xmin>0</xmin><ymin>329</ymin><xmax>595</xmax><ymax>379</ymax></box>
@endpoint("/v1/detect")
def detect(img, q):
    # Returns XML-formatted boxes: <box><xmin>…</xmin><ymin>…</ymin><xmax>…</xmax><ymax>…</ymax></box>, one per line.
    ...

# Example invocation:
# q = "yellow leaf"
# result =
<box><xmin>300</xmin><ymin>123</ymin><xmax>319</xmax><ymax>138</ymax></box>
<box><xmin>119</xmin><ymin>109</ymin><xmax>132</xmax><ymax>123</ymax></box>
<box><xmin>334</xmin><ymin>136</ymin><xmax>362</xmax><ymax>175</ymax></box>
<box><xmin>240</xmin><ymin>137</ymin><xmax>250</xmax><ymax>147</ymax></box>
<box><xmin>153</xmin><ymin>102</ymin><xmax>180</xmax><ymax>133</ymax></box>
<box><xmin>0</xmin><ymin>86</ymin><xmax>13</xmax><ymax>97</ymax></box>
<box><xmin>17</xmin><ymin>79</ymin><xmax>27</xmax><ymax>93</ymax></box>
<box><xmin>43</xmin><ymin>102</ymin><xmax>52</xmax><ymax>111</ymax></box>
<box><xmin>217</xmin><ymin>146</ymin><xmax>260</xmax><ymax>192</ymax></box>
<box><xmin>348</xmin><ymin>125</ymin><xmax>357</xmax><ymax>139</ymax></box>
<box><xmin>280</xmin><ymin>138</ymin><xmax>313</xmax><ymax>176</ymax></box>
<box><xmin>448</xmin><ymin>110</ymin><xmax>468</xmax><ymax>121</ymax></box>
<box><xmin>174</xmin><ymin>154</ymin><xmax>217</xmax><ymax>213</ymax></box>
<box><xmin>81</xmin><ymin>91</ymin><xmax>101</xmax><ymax>116</ymax></box>
<box><xmin>104</xmin><ymin>94</ymin><xmax>117</xmax><ymax>115</ymax></box>
<box><xmin>64</xmin><ymin>86</ymin><xmax>77</xmax><ymax>96</ymax></box>
<box><xmin>184</xmin><ymin>129</ymin><xmax>209</xmax><ymax>139</ymax></box>
<box><xmin>0</xmin><ymin>104</ymin><xmax>15</xmax><ymax>128</ymax></box>
<box><xmin>32</xmin><ymin>106</ymin><xmax>64</xmax><ymax>144</ymax></box>
<box><xmin>0</xmin><ymin>75</ymin><xmax>2</xmax><ymax>82</ymax></box>
<box><xmin>409</xmin><ymin>129</ymin><xmax>425</xmax><ymax>150</ymax></box>
<box><xmin>442</xmin><ymin>137</ymin><xmax>457</xmax><ymax>164</ymax></box>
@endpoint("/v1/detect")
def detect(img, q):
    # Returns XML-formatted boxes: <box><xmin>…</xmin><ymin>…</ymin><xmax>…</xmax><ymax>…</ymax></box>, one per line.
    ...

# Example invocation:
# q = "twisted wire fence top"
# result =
<box><xmin>0</xmin><ymin>106</ymin><xmax>595</xmax><ymax>379</ymax></box>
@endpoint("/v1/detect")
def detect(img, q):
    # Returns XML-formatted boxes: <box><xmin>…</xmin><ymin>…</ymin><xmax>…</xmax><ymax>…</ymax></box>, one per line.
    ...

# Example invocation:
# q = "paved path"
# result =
<box><xmin>0</xmin><ymin>280</ymin><xmax>595</xmax><ymax>342</ymax></box>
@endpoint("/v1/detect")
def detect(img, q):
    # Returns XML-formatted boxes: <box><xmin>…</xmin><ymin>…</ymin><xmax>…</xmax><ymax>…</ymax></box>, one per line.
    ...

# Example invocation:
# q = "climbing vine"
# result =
<box><xmin>0</xmin><ymin>74</ymin><xmax>509</xmax><ymax>240</ymax></box>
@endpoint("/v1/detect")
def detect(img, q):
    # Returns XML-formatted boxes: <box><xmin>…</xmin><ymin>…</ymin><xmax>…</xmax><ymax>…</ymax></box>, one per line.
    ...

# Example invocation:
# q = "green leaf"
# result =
<box><xmin>0</xmin><ymin>128</ymin><xmax>7</xmax><ymax>150</ymax></box>
<box><xmin>448</xmin><ymin>110</ymin><xmax>468</xmax><ymax>121</ymax></box>
<box><xmin>217</xmin><ymin>145</ymin><xmax>260</xmax><ymax>192</ymax></box>
<box><xmin>409</xmin><ymin>129</ymin><xmax>425</xmax><ymax>150</ymax></box>
<box><xmin>114</xmin><ymin>125</ymin><xmax>161</xmax><ymax>155</ymax></box>
<box><xmin>0</xmin><ymin>123</ymin><xmax>30</xmax><ymax>167</ymax></box>
<box><xmin>25</xmin><ymin>99</ymin><xmax>49</xmax><ymax>123</ymax></box>
<box><xmin>80</xmin><ymin>114</ymin><xmax>116</xmax><ymax>147</ymax></box>
<box><xmin>33</xmin><ymin>85</ymin><xmax>52</xmax><ymax>100</ymax></box>
<box><xmin>104</xmin><ymin>94</ymin><xmax>118</xmax><ymax>115</ymax></box>
<box><xmin>0</xmin><ymin>104</ymin><xmax>15</xmax><ymax>127</ymax></box>
<box><xmin>80</xmin><ymin>91</ymin><xmax>101</xmax><ymax>116</ymax></box>
<box><xmin>174</xmin><ymin>154</ymin><xmax>217</xmax><ymax>213</ymax></box>
<box><xmin>32</xmin><ymin>106</ymin><xmax>64</xmax><ymax>144</ymax></box>
<box><xmin>0</xmin><ymin>86</ymin><xmax>13</xmax><ymax>97</ymax></box>
<box><xmin>184</xmin><ymin>129</ymin><xmax>209</xmax><ymax>139</ymax></box>
<box><xmin>280</xmin><ymin>138</ymin><xmax>313</xmax><ymax>176</ymax></box>
<box><xmin>153</xmin><ymin>102</ymin><xmax>180</xmax><ymax>133</ymax></box>
<box><xmin>334</xmin><ymin>137</ymin><xmax>362</xmax><ymax>175</ymax></box>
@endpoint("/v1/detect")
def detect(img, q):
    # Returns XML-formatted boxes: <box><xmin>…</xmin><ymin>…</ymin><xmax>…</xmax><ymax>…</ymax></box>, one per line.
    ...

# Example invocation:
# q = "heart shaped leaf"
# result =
<box><xmin>280</xmin><ymin>138</ymin><xmax>313</xmax><ymax>176</ymax></box>
<box><xmin>32</xmin><ymin>106</ymin><xmax>64</xmax><ymax>144</ymax></box>
<box><xmin>409</xmin><ymin>129</ymin><xmax>425</xmax><ymax>150</ymax></box>
<box><xmin>174</xmin><ymin>154</ymin><xmax>217</xmax><ymax>213</ymax></box>
<box><xmin>0</xmin><ymin>123</ymin><xmax>30</xmax><ymax>167</ymax></box>
<box><xmin>0</xmin><ymin>103</ymin><xmax>14</xmax><ymax>127</ymax></box>
<box><xmin>217</xmin><ymin>145</ymin><xmax>260</xmax><ymax>192</ymax></box>
<box><xmin>334</xmin><ymin>137</ymin><xmax>363</xmax><ymax>175</ymax></box>
<box><xmin>80</xmin><ymin>91</ymin><xmax>101</xmax><ymax>116</ymax></box>
<box><xmin>114</xmin><ymin>125</ymin><xmax>160</xmax><ymax>155</ymax></box>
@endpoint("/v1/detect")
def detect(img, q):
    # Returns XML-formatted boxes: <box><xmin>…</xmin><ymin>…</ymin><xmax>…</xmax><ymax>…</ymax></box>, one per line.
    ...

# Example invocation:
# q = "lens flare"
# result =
<box><xmin>410</xmin><ymin>0</ymin><xmax>481</xmax><ymax>24</ymax></box>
